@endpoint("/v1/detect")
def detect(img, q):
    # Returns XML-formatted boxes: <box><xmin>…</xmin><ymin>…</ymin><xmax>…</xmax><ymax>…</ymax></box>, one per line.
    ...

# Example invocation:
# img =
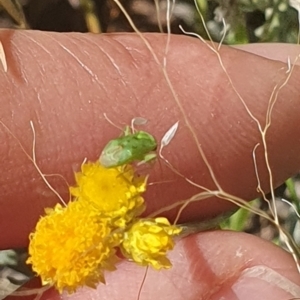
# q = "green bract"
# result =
<box><xmin>99</xmin><ymin>126</ymin><xmax>157</xmax><ymax>168</ymax></box>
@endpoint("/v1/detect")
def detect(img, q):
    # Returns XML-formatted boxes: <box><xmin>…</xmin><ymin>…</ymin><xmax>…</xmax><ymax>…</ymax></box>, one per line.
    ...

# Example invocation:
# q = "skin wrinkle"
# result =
<box><xmin>76</xmin><ymin>35</ymin><xmax>131</xmax><ymax>93</ymax></box>
<box><xmin>108</xmin><ymin>36</ymin><xmax>142</xmax><ymax>71</ymax></box>
<box><xmin>113</xmin><ymin>39</ymin><xmax>141</xmax><ymax>70</ymax></box>
<box><xmin>36</xmin><ymin>90</ymin><xmax>44</xmax><ymax>107</ymax></box>
<box><xmin>186</xmin><ymin>93</ymin><xmax>261</xmax><ymax>194</ymax></box>
<box><xmin>172</xmin><ymin>281</ymin><xmax>186</xmax><ymax>300</ymax></box>
<box><xmin>109</xmin><ymin>36</ymin><xmax>177</xmax><ymax>112</ymax></box>
<box><xmin>107</xmin><ymin>40</ymin><xmax>162</xmax><ymax>117</ymax></box>
<box><xmin>25</xmin><ymin>33</ymin><xmax>54</xmax><ymax>57</ymax></box>
<box><xmin>56</xmin><ymin>41</ymin><xmax>102</xmax><ymax>84</ymax></box>
<box><xmin>17</xmin><ymin>34</ymin><xmax>57</xmax><ymax>86</ymax></box>
<box><xmin>47</xmin><ymin>36</ymin><xmax>111</xmax><ymax>108</ymax></box>
<box><xmin>61</xmin><ymin>38</ymin><xmax>97</xmax><ymax>74</ymax></box>
<box><xmin>183</xmin><ymin>237</ymin><xmax>242</xmax><ymax>300</ymax></box>
<box><xmin>184</xmin><ymin>234</ymin><xmax>286</xmax><ymax>300</ymax></box>
<box><xmin>90</xmin><ymin>35</ymin><xmax>128</xmax><ymax>58</ymax></box>
<box><xmin>198</xmin><ymin>91</ymin><xmax>251</xmax><ymax>159</ymax></box>
<box><xmin>223</xmin><ymin>48</ymin><xmax>281</xmax><ymax>110</ymax></box>
<box><xmin>12</xmin><ymin>36</ymin><xmax>63</xmax><ymax>121</ymax></box>
<box><xmin>95</xmin><ymin>43</ymin><xmax>127</xmax><ymax>86</ymax></box>
<box><xmin>58</xmin><ymin>36</ymin><xmax>115</xmax><ymax>104</ymax></box>
<box><xmin>175</xmin><ymin>52</ymin><xmax>262</xmax><ymax>157</ymax></box>
<box><xmin>144</xmin><ymin>269</ymin><xmax>186</xmax><ymax>300</ymax></box>
<box><xmin>11</xmin><ymin>40</ymin><xmax>29</xmax><ymax>85</ymax></box>
<box><xmin>264</xmin><ymin>88</ymin><xmax>300</xmax><ymax>184</ymax></box>
<box><xmin>30</xmin><ymin>72</ymin><xmax>52</xmax><ymax>120</ymax></box>
<box><xmin>4</xmin><ymin>120</ymin><xmax>71</xmax><ymax>200</ymax></box>
<box><xmin>110</xmin><ymin>34</ymin><xmax>166</xmax><ymax>68</ymax></box>
<box><xmin>233</xmin><ymin>72</ymin><xmax>296</xmax><ymax>190</ymax></box>
<box><xmin>99</xmin><ymin>37</ymin><xmax>162</xmax><ymax>106</ymax></box>
<box><xmin>63</xmin><ymin>40</ymin><xmax>105</xmax><ymax>84</ymax></box>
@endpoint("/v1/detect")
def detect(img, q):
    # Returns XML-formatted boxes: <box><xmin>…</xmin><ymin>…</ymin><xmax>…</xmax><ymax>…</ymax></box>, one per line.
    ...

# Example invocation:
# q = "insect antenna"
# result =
<box><xmin>103</xmin><ymin>112</ymin><xmax>124</xmax><ymax>131</ymax></box>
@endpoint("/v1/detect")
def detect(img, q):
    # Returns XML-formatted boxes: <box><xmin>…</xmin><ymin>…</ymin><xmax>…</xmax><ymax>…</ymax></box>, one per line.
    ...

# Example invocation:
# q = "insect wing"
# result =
<box><xmin>100</xmin><ymin>140</ymin><xmax>125</xmax><ymax>167</ymax></box>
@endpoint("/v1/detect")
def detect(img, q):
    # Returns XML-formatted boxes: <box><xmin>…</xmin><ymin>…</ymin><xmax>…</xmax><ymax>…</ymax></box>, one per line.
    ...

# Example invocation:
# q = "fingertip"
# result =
<box><xmin>59</xmin><ymin>231</ymin><xmax>300</xmax><ymax>300</ymax></box>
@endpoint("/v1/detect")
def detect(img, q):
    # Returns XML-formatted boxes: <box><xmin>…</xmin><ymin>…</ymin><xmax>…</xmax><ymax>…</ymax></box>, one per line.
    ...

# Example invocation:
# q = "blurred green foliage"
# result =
<box><xmin>196</xmin><ymin>0</ymin><xmax>299</xmax><ymax>44</ymax></box>
<box><xmin>0</xmin><ymin>0</ymin><xmax>299</xmax><ymax>43</ymax></box>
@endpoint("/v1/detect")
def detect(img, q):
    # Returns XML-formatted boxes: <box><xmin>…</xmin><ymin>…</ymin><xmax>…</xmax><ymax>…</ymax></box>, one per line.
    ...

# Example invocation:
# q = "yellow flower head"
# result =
<box><xmin>70</xmin><ymin>161</ymin><xmax>147</xmax><ymax>228</ymax></box>
<box><xmin>120</xmin><ymin>218</ymin><xmax>182</xmax><ymax>270</ymax></box>
<box><xmin>27</xmin><ymin>201</ymin><xmax>122</xmax><ymax>293</ymax></box>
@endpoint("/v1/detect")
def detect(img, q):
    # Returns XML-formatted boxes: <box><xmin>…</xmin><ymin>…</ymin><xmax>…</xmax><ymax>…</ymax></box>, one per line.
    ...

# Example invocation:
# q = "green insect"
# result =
<box><xmin>99</xmin><ymin>119</ymin><xmax>157</xmax><ymax>168</ymax></box>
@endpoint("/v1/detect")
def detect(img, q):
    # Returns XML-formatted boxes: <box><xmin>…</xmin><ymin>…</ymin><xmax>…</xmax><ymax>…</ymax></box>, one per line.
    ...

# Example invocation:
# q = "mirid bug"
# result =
<box><xmin>99</xmin><ymin>121</ymin><xmax>157</xmax><ymax>168</ymax></box>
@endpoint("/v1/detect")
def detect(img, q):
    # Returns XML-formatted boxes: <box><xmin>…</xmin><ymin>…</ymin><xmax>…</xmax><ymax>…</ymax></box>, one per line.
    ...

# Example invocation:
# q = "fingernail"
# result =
<box><xmin>216</xmin><ymin>265</ymin><xmax>300</xmax><ymax>300</ymax></box>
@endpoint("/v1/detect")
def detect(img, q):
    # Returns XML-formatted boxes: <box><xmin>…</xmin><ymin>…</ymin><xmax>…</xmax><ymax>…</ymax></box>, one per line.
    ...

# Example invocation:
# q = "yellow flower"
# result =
<box><xmin>70</xmin><ymin>161</ymin><xmax>147</xmax><ymax>228</ymax></box>
<box><xmin>120</xmin><ymin>218</ymin><xmax>182</xmax><ymax>270</ymax></box>
<box><xmin>27</xmin><ymin>201</ymin><xmax>122</xmax><ymax>293</ymax></box>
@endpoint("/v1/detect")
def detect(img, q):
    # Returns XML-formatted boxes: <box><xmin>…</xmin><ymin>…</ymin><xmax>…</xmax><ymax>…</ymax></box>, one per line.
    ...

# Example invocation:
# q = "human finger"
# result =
<box><xmin>0</xmin><ymin>32</ymin><xmax>299</xmax><ymax>249</ymax></box>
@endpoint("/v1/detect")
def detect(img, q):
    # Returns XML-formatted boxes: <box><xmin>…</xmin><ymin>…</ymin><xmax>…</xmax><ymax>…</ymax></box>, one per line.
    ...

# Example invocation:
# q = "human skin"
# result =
<box><xmin>0</xmin><ymin>30</ymin><xmax>300</xmax><ymax>299</ymax></box>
